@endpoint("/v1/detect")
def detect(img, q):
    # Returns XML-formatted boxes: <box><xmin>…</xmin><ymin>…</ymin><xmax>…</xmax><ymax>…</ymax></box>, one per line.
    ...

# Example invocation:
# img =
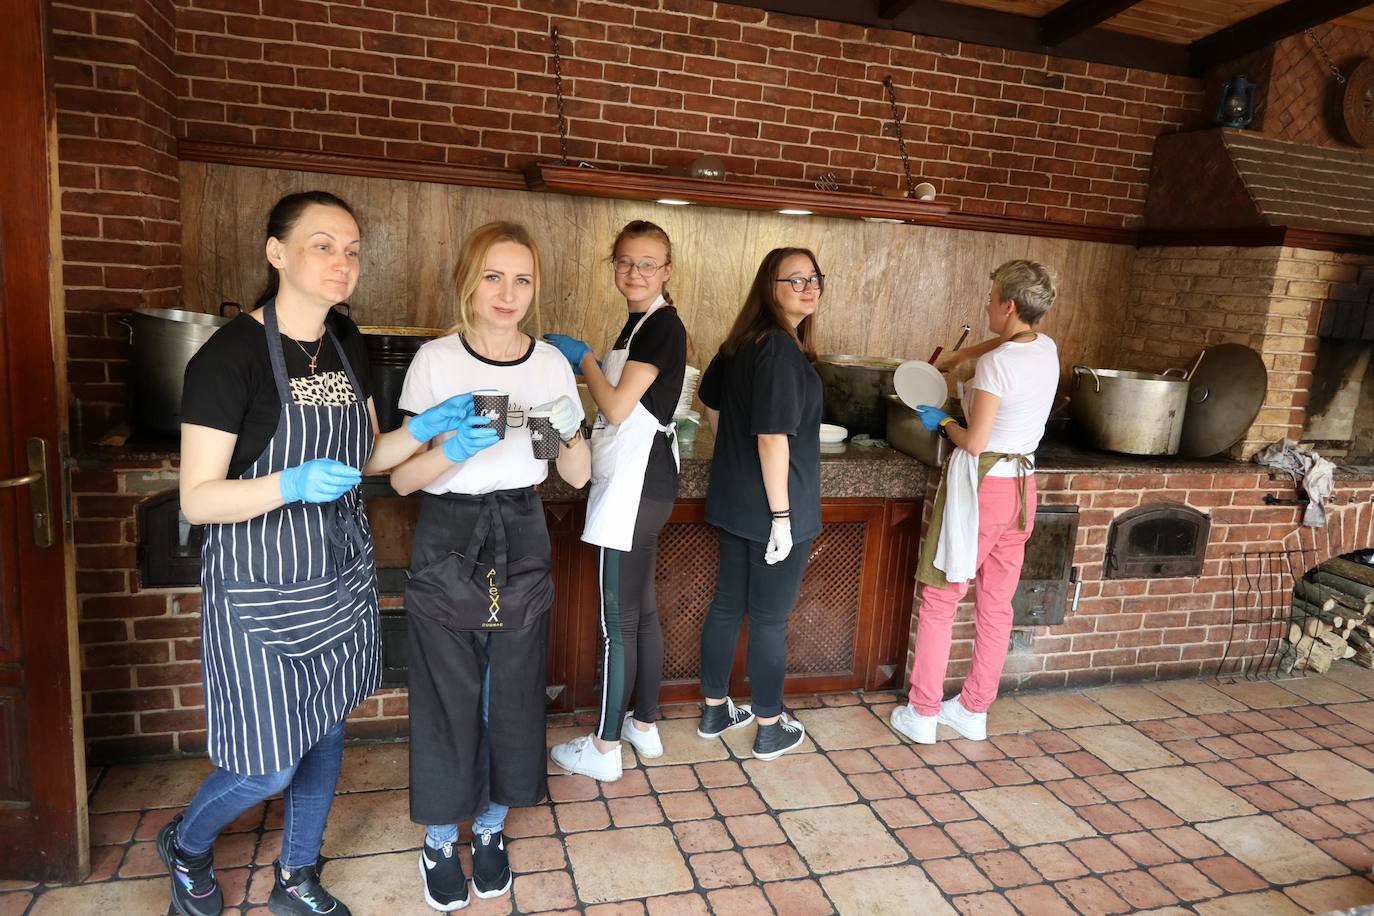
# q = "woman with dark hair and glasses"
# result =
<box><xmin>694</xmin><ymin>247</ymin><xmax>824</xmax><ymax>761</ymax></box>
<box><xmin>165</xmin><ymin>191</ymin><xmax>492</xmax><ymax>916</ymax></box>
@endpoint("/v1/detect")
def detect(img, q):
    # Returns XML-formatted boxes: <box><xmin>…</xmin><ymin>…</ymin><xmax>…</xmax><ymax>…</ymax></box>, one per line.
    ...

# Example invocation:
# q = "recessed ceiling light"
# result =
<box><xmin>656</xmin><ymin>198</ymin><xmax>692</xmax><ymax>206</ymax></box>
<box><xmin>777</xmin><ymin>208</ymin><xmax>813</xmax><ymax>216</ymax></box>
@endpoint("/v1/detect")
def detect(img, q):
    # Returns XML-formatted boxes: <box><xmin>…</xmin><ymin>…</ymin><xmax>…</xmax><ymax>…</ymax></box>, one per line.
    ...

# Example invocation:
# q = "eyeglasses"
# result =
<box><xmin>776</xmin><ymin>274</ymin><xmax>825</xmax><ymax>293</ymax></box>
<box><xmin>612</xmin><ymin>256</ymin><xmax>666</xmax><ymax>277</ymax></box>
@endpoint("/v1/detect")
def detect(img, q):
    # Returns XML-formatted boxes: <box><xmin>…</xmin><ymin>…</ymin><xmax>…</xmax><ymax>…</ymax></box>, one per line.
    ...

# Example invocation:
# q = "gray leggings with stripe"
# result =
<box><xmin>596</xmin><ymin>496</ymin><xmax>675</xmax><ymax>742</ymax></box>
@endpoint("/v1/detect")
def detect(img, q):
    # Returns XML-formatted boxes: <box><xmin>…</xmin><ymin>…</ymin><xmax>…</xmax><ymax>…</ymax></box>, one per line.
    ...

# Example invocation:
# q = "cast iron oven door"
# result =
<box><xmin>1104</xmin><ymin>503</ymin><xmax>1210</xmax><ymax>579</ymax></box>
<box><xmin>1011</xmin><ymin>505</ymin><xmax>1079</xmax><ymax>628</ymax></box>
<box><xmin>137</xmin><ymin>489</ymin><xmax>203</xmax><ymax>588</ymax></box>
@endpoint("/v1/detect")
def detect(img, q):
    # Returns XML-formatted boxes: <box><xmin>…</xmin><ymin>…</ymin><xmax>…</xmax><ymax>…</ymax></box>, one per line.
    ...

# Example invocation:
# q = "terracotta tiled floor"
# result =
<box><xmin>6</xmin><ymin>668</ymin><xmax>1374</xmax><ymax>915</ymax></box>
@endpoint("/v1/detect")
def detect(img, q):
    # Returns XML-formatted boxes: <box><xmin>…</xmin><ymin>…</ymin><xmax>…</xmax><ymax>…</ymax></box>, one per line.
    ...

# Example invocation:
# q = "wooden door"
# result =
<box><xmin>0</xmin><ymin>0</ymin><xmax>86</xmax><ymax>882</ymax></box>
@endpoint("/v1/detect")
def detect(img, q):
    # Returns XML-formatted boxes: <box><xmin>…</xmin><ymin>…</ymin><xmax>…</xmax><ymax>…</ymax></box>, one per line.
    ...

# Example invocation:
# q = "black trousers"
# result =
<box><xmin>698</xmin><ymin>529</ymin><xmax>813</xmax><ymax>719</ymax></box>
<box><xmin>407</xmin><ymin>489</ymin><xmax>551</xmax><ymax>826</ymax></box>
<box><xmin>595</xmin><ymin>497</ymin><xmax>674</xmax><ymax>741</ymax></box>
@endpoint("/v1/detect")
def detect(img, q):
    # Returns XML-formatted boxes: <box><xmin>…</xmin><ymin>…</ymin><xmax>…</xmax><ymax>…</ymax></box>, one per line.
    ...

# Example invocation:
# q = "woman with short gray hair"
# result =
<box><xmin>891</xmin><ymin>259</ymin><xmax>1060</xmax><ymax>745</ymax></box>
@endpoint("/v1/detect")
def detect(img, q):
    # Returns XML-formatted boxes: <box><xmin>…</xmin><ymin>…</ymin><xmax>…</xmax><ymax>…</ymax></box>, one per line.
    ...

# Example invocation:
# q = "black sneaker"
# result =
<box><xmin>470</xmin><ymin>830</ymin><xmax>512</xmax><ymax>899</ymax></box>
<box><xmin>418</xmin><ymin>840</ymin><xmax>469</xmax><ymax>911</ymax></box>
<box><xmin>753</xmin><ymin>713</ymin><xmax>806</xmax><ymax>760</ymax></box>
<box><xmin>156</xmin><ymin>814</ymin><xmax>223</xmax><ymax>916</ymax></box>
<box><xmin>268</xmin><ymin>860</ymin><xmax>351</xmax><ymax>915</ymax></box>
<box><xmin>697</xmin><ymin>697</ymin><xmax>755</xmax><ymax>738</ymax></box>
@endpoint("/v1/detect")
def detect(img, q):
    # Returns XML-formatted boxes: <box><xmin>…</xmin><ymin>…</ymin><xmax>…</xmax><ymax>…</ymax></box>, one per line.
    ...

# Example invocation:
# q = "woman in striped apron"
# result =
<box><xmin>161</xmin><ymin>191</ymin><xmax>496</xmax><ymax>916</ymax></box>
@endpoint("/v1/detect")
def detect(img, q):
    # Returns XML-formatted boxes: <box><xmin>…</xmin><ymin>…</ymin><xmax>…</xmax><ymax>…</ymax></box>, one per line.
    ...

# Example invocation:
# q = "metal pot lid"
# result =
<box><xmin>1178</xmin><ymin>343</ymin><xmax>1268</xmax><ymax>457</ymax></box>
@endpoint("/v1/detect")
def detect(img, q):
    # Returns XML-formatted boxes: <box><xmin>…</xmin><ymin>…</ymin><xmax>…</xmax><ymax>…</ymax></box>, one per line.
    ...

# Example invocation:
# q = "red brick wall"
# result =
<box><xmin>906</xmin><ymin>467</ymin><xmax>1374</xmax><ymax>698</ymax></box>
<box><xmin>51</xmin><ymin>0</ymin><xmax>183</xmax><ymax>432</ymax></box>
<box><xmin>47</xmin><ymin>0</ymin><xmax>1203</xmax><ymax>430</ymax></box>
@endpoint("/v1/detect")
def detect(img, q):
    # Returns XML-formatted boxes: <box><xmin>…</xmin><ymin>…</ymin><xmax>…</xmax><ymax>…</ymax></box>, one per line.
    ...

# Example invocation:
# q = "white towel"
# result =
<box><xmin>934</xmin><ymin>448</ymin><xmax>981</xmax><ymax>583</ymax></box>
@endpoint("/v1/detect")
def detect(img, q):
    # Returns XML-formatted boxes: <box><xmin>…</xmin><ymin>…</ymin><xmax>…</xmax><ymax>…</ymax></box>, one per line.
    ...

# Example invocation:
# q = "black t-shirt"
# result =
<box><xmin>612</xmin><ymin>306</ymin><xmax>687</xmax><ymax>503</ymax></box>
<box><xmin>181</xmin><ymin>310</ymin><xmax>372</xmax><ymax>479</ymax></box>
<box><xmin>699</xmin><ymin>328</ymin><xmax>822</xmax><ymax>543</ymax></box>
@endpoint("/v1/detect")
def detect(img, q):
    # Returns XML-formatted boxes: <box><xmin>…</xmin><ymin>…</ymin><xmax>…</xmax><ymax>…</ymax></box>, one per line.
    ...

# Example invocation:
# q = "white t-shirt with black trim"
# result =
<box><xmin>398</xmin><ymin>333</ymin><xmax>584</xmax><ymax>495</ymax></box>
<box><xmin>970</xmin><ymin>334</ymin><xmax>1060</xmax><ymax>477</ymax></box>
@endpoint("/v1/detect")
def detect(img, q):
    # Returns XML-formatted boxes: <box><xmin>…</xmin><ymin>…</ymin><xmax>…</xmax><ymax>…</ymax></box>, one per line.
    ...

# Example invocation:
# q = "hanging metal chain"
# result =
<box><xmin>550</xmin><ymin>27</ymin><xmax>570</xmax><ymax>164</ymax></box>
<box><xmin>1304</xmin><ymin>27</ymin><xmax>1347</xmax><ymax>85</ymax></box>
<box><xmin>882</xmin><ymin>76</ymin><xmax>916</xmax><ymax>199</ymax></box>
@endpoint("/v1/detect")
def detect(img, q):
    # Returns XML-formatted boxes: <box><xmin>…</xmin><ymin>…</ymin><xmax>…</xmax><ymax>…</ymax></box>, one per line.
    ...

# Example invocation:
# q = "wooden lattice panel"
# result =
<box><xmin>655</xmin><ymin>521</ymin><xmax>866</xmax><ymax>683</ymax></box>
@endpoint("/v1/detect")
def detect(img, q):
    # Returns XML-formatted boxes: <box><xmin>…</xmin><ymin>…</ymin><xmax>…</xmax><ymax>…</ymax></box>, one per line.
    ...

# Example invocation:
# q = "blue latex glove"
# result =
<box><xmin>441</xmin><ymin>413</ymin><xmax>500</xmax><ymax>463</ymax></box>
<box><xmin>534</xmin><ymin>396</ymin><xmax>581</xmax><ymax>441</ymax></box>
<box><xmin>280</xmin><ymin>458</ymin><xmax>361</xmax><ymax>504</ymax></box>
<box><xmin>915</xmin><ymin>405</ymin><xmax>950</xmax><ymax>432</ymax></box>
<box><xmin>408</xmin><ymin>393</ymin><xmax>476</xmax><ymax>443</ymax></box>
<box><xmin>542</xmin><ymin>334</ymin><xmax>594</xmax><ymax>374</ymax></box>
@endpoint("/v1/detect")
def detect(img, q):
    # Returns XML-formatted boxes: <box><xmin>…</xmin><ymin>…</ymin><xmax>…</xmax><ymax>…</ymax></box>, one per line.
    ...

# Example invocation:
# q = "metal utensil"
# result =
<box><xmin>928</xmin><ymin>324</ymin><xmax>972</xmax><ymax>364</ymax></box>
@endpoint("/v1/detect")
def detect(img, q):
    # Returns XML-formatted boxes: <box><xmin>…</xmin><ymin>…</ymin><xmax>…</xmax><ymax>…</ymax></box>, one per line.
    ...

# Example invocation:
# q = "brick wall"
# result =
<box><xmin>51</xmin><ymin>0</ymin><xmax>183</xmax><ymax>432</ymax></box>
<box><xmin>1119</xmin><ymin>246</ymin><xmax>1374</xmax><ymax>459</ymax></box>
<box><xmin>906</xmin><ymin>467</ymin><xmax>1374</xmax><ymax>699</ymax></box>
<box><xmin>1263</xmin><ymin>26</ymin><xmax>1374</xmax><ymax>148</ymax></box>
<box><xmin>47</xmin><ymin>0</ymin><xmax>1203</xmax><ymax>430</ymax></box>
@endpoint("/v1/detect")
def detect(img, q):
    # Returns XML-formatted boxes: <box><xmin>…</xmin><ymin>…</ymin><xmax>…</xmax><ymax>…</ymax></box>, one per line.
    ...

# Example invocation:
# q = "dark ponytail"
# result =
<box><xmin>251</xmin><ymin>190</ymin><xmax>358</xmax><ymax>310</ymax></box>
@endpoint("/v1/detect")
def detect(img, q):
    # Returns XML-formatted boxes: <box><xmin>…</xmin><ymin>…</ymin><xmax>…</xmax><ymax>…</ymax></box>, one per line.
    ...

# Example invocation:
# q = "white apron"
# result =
<box><xmin>582</xmin><ymin>296</ymin><xmax>680</xmax><ymax>551</ymax></box>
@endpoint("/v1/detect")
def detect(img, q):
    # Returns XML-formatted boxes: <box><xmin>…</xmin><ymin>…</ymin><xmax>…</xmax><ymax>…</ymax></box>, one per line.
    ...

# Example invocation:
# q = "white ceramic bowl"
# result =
<box><xmin>819</xmin><ymin>423</ymin><xmax>848</xmax><ymax>444</ymax></box>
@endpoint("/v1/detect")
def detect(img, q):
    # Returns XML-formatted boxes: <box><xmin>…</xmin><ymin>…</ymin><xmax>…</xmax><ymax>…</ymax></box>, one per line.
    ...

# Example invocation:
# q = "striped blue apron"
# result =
<box><xmin>199</xmin><ymin>302</ymin><xmax>381</xmax><ymax>776</ymax></box>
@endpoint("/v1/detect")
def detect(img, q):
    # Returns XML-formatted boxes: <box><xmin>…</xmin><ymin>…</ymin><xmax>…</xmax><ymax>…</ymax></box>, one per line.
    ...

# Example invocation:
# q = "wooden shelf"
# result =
<box><xmin>526</xmin><ymin>162</ymin><xmax>953</xmax><ymax>225</ymax></box>
<box><xmin>177</xmin><ymin>140</ymin><xmax>528</xmax><ymax>191</ymax></box>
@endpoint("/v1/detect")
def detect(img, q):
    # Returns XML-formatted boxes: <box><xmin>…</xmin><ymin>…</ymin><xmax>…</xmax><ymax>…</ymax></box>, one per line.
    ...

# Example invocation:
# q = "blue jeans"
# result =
<box><xmin>426</xmin><ymin>635</ymin><xmax>508</xmax><ymax>847</ymax></box>
<box><xmin>178</xmin><ymin>721</ymin><xmax>345</xmax><ymax>869</ymax></box>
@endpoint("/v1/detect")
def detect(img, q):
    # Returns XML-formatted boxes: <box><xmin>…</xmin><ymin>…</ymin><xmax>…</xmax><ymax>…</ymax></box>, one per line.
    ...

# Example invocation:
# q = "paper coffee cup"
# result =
<box><xmin>472</xmin><ymin>389</ymin><xmax>510</xmax><ymax>439</ymax></box>
<box><xmin>526</xmin><ymin>411</ymin><xmax>560</xmax><ymax>460</ymax></box>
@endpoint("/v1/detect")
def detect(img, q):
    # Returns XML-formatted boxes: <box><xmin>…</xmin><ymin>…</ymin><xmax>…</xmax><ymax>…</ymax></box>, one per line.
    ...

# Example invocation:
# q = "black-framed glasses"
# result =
<box><xmin>612</xmin><ymin>256</ymin><xmax>666</xmax><ymax>276</ymax></box>
<box><xmin>776</xmin><ymin>274</ymin><xmax>825</xmax><ymax>293</ymax></box>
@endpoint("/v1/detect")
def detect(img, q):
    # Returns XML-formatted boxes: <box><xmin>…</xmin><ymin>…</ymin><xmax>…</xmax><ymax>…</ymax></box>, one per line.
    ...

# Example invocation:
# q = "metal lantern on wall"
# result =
<box><xmin>1215</xmin><ymin>74</ymin><xmax>1257</xmax><ymax>129</ymax></box>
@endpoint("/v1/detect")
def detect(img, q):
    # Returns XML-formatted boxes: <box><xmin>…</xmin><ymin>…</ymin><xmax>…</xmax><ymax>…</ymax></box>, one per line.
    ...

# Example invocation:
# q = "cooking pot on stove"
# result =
<box><xmin>122</xmin><ymin>307</ymin><xmax>231</xmax><ymax>437</ymax></box>
<box><xmin>1070</xmin><ymin>366</ymin><xmax>1190</xmax><ymax>455</ymax></box>
<box><xmin>359</xmin><ymin>325</ymin><xmax>444</xmax><ymax>433</ymax></box>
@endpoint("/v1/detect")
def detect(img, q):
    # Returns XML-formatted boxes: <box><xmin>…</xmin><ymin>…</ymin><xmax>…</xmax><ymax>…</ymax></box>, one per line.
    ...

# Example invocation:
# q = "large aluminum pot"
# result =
<box><xmin>359</xmin><ymin>325</ymin><xmax>442</xmax><ymax>433</ymax></box>
<box><xmin>122</xmin><ymin>308</ymin><xmax>230</xmax><ymax>436</ymax></box>
<box><xmin>1070</xmin><ymin>365</ymin><xmax>1189</xmax><ymax>455</ymax></box>
<box><xmin>816</xmin><ymin>354</ymin><xmax>903</xmax><ymax>437</ymax></box>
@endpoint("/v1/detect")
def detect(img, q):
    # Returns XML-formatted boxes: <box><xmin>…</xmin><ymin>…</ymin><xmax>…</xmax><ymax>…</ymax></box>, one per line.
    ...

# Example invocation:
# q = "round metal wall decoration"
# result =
<box><xmin>1341</xmin><ymin>58</ymin><xmax>1374</xmax><ymax>147</ymax></box>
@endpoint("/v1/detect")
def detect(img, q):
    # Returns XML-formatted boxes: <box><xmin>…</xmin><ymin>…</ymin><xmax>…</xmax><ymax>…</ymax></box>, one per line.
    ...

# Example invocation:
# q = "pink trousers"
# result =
<box><xmin>908</xmin><ymin>474</ymin><xmax>1037</xmax><ymax>716</ymax></box>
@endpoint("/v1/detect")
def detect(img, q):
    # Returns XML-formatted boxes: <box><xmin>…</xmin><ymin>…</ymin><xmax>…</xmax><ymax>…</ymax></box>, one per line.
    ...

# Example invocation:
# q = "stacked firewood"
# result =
<box><xmin>1281</xmin><ymin>557</ymin><xmax>1374</xmax><ymax>674</ymax></box>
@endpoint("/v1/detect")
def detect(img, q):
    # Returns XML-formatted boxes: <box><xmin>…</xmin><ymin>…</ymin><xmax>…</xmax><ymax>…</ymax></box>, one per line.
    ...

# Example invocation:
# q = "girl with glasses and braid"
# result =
<box><xmin>543</xmin><ymin>220</ymin><xmax>688</xmax><ymax>781</ymax></box>
<box><xmin>693</xmin><ymin>247</ymin><xmax>824</xmax><ymax>761</ymax></box>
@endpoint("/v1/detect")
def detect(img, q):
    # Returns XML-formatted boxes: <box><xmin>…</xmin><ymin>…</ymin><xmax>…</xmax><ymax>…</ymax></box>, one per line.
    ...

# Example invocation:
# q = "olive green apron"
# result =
<box><xmin>916</xmin><ymin>451</ymin><xmax>1034</xmax><ymax>589</ymax></box>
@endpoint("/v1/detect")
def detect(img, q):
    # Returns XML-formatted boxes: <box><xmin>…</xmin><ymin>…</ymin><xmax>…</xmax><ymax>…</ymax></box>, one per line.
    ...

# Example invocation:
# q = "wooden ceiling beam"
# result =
<box><xmin>1189</xmin><ymin>0</ymin><xmax>1374</xmax><ymax>72</ymax></box>
<box><xmin>1039</xmin><ymin>0</ymin><xmax>1146</xmax><ymax>47</ymax></box>
<box><xmin>724</xmin><ymin>0</ymin><xmax>1191</xmax><ymax>73</ymax></box>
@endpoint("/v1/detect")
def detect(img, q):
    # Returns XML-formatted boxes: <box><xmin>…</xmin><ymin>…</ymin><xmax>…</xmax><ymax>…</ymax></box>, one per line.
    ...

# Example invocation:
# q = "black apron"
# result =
<box><xmin>199</xmin><ymin>302</ymin><xmax>381</xmax><ymax>776</ymax></box>
<box><xmin>407</xmin><ymin>488</ymin><xmax>552</xmax><ymax>825</ymax></box>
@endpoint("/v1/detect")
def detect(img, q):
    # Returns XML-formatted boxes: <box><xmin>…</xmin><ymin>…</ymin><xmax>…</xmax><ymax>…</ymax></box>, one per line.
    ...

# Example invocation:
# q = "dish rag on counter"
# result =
<box><xmin>933</xmin><ymin>447</ymin><xmax>980</xmax><ymax>583</ymax></box>
<box><xmin>1253</xmin><ymin>439</ymin><xmax>1336</xmax><ymax>527</ymax></box>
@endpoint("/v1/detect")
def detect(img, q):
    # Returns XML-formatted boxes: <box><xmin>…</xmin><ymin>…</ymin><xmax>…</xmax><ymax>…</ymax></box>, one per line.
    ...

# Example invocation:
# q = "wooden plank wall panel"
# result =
<box><xmin>180</xmin><ymin>161</ymin><xmax>1135</xmax><ymax>380</ymax></box>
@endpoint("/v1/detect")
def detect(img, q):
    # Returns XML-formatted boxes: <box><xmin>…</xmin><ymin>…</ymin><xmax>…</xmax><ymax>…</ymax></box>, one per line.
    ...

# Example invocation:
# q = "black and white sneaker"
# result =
<box><xmin>268</xmin><ymin>860</ymin><xmax>350</xmax><ymax>915</ymax></box>
<box><xmin>470</xmin><ymin>830</ymin><xmax>512</xmax><ymax>899</ymax></box>
<box><xmin>753</xmin><ymin>713</ymin><xmax>806</xmax><ymax>760</ymax></box>
<box><xmin>697</xmin><ymin>696</ymin><xmax>755</xmax><ymax>738</ymax></box>
<box><xmin>156</xmin><ymin>814</ymin><xmax>224</xmax><ymax>916</ymax></box>
<box><xmin>418</xmin><ymin>840</ymin><xmax>469</xmax><ymax>911</ymax></box>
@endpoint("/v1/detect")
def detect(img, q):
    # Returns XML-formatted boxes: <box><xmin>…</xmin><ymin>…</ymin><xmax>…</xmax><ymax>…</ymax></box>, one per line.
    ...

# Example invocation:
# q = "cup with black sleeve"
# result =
<box><xmin>695</xmin><ymin>247</ymin><xmax>825</xmax><ymax>762</ymax></box>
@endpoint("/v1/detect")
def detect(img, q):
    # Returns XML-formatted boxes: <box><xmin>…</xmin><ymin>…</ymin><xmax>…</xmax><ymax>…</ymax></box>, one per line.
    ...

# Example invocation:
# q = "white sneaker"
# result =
<box><xmin>621</xmin><ymin>714</ymin><xmax>664</xmax><ymax>758</ymax></box>
<box><xmin>550</xmin><ymin>734</ymin><xmax>622</xmax><ymax>782</ymax></box>
<box><xmin>889</xmin><ymin>703</ymin><xmax>939</xmax><ymax>744</ymax></box>
<box><xmin>938</xmin><ymin>696</ymin><xmax>988</xmax><ymax>741</ymax></box>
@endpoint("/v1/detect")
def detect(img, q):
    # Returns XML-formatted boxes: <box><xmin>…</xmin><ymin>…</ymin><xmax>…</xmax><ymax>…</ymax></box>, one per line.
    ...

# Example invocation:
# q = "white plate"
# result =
<box><xmin>819</xmin><ymin>423</ymin><xmax>848</xmax><ymax>444</ymax></box>
<box><xmin>893</xmin><ymin>360</ymin><xmax>948</xmax><ymax>409</ymax></box>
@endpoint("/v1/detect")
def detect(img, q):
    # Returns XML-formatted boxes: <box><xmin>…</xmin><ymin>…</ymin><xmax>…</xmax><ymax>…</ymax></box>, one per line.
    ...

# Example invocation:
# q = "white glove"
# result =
<box><xmin>764</xmin><ymin>518</ymin><xmax>793</xmax><ymax>565</ymax></box>
<box><xmin>535</xmin><ymin>395</ymin><xmax>581</xmax><ymax>441</ymax></box>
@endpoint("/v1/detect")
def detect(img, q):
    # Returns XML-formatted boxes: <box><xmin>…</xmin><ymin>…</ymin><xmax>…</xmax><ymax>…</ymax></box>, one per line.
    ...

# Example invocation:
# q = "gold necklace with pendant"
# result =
<box><xmin>281</xmin><ymin>318</ymin><xmax>325</xmax><ymax>374</ymax></box>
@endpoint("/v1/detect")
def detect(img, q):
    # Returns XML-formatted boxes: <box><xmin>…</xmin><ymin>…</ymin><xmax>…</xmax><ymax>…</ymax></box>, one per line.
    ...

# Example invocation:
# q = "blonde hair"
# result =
<box><xmin>446</xmin><ymin>221</ymin><xmax>543</xmax><ymax>336</ymax></box>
